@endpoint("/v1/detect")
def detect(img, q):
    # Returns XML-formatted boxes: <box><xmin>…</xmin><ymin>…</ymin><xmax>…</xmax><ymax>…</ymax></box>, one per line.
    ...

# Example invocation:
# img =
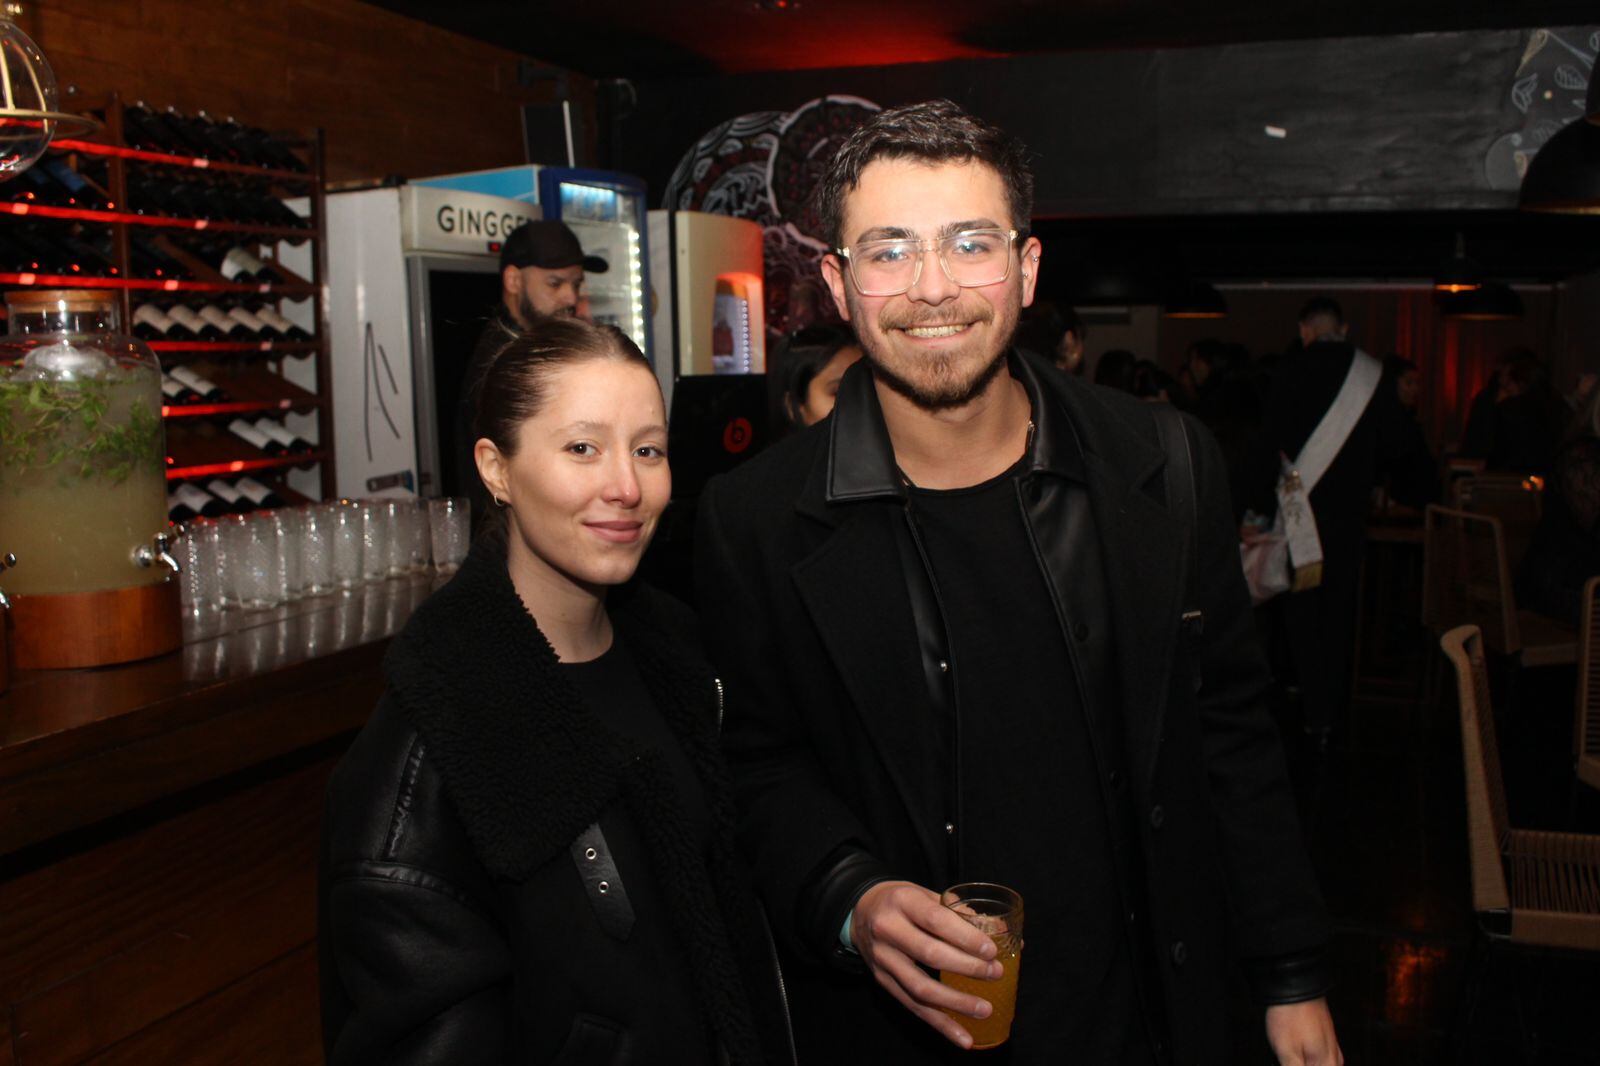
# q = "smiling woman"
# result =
<box><xmin>319</xmin><ymin>316</ymin><xmax>795</xmax><ymax>1065</ymax></box>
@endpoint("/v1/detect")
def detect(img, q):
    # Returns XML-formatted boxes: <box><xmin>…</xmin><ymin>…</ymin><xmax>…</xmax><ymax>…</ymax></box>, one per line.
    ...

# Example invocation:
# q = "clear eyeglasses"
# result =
<box><xmin>836</xmin><ymin>228</ymin><xmax>1020</xmax><ymax>297</ymax></box>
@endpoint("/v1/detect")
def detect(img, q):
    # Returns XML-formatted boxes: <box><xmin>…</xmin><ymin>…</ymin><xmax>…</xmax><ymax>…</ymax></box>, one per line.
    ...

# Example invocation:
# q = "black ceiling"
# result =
<box><xmin>366</xmin><ymin>0</ymin><xmax>1600</xmax><ymax>78</ymax></box>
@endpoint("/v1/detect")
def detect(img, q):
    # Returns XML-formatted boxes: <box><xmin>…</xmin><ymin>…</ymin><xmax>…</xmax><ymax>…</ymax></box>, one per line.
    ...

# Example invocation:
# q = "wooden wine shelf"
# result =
<box><xmin>53</xmin><ymin>138</ymin><xmax>313</xmax><ymax>184</ymax></box>
<box><xmin>150</xmin><ymin>340</ymin><xmax>319</xmax><ymax>356</ymax></box>
<box><xmin>0</xmin><ymin>200</ymin><xmax>312</xmax><ymax>239</ymax></box>
<box><xmin>0</xmin><ymin>273</ymin><xmax>315</xmax><ymax>295</ymax></box>
<box><xmin>166</xmin><ymin>451</ymin><xmax>327</xmax><ymax>482</ymax></box>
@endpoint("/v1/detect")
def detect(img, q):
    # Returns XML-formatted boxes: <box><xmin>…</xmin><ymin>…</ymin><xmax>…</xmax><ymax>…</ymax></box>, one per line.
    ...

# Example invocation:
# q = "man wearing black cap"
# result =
<box><xmin>453</xmin><ymin>220</ymin><xmax>608</xmax><ymax>509</ymax></box>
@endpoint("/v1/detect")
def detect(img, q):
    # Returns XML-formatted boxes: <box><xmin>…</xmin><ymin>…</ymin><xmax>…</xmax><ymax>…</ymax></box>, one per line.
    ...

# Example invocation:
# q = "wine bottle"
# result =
<box><xmin>128</xmin><ymin>235</ymin><xmax>194</xmax><ymax>280</ymax></box>
<box><xmin>205</xmin><ymin>478</ymin><xmax>257</xmax><ymax>514</ymax></box>
<box><xmin>228</xmin><ymin>418</ymin><xmax>285</xmax><ymax>456</ymax></box>
<box><xmin>235</xmin><ymin>476</ymin><xmax>288</xmax><ymax>508</ymax></box>
<box><xmin>254</xmin><ymin>417</ymin><xmax>314</xmax><ymax>455</ymax></box>
<box><xmin>135</xmin><ymin>304</ymin><xmax>192</xmax><ymax>342</ymax></box>
<box><xmin>123</xmin><ymin>102</ymin><xmax>171</xmax><ymax>153</ymax></box>
<box><xmin>252</xmin><ymin>303</ymin><xmax>312</xmax><ymax>341</ymax></box>
<box><xmin>39</xmin><ymin>158</ymin><xmax>110</xmax><ymax>211</ymax></box>
<box><xmin>218</xmin><ymin>245</ymin><xmax>282</xmax><ymax>285</ymax></box>
<box><xmin>165</xmin><ymin>303</ymin><xmax>223</xmax><ymax>342</ymax></box>
<box><xmin>169</xmin><ymin>483</ymin><xmax>229</xmax><ymax>520</ymax></box>
<box><xmin>226</xmin><ymin>304</ymin><xmax>273</xmax><ymax>337</ymax></box>
<box><xmin>169</xmin><ymin>364</ymin><xmax>229</xmax><ymax>403</ymax></box>
<box><xmin>197</xmin><ymin>302</ymin><xmax>250</xmax><ymax>340</ymax></box>
<box><xmin>161</xmin><ymin>105</ymin><xmax>215</xmax><ymax>158</ymax></box>
<box><xmin>159</xmin><ymin>373</ymin><xmax>201</xmax><ymax>406</ymax></box>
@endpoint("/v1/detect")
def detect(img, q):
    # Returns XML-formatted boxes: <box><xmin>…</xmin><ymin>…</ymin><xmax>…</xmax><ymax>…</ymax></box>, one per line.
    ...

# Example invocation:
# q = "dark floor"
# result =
<box><xmin>1235</xmin><ymin>644</ymin><xmax>1600</xmax><ymax>1066</ymax></box>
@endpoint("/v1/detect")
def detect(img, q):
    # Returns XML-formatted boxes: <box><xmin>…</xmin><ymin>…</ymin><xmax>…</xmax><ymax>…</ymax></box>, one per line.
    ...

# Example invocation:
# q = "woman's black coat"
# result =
<box><xmin>319</xmin><ymin>542</ymin><xmax>793</xmax><ymax>1065</ymax></box>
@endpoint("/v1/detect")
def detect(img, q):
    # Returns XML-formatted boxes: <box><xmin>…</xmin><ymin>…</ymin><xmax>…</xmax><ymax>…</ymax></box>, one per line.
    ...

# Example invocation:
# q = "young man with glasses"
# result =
<box><xmin>696</xmin><ymin>100</ymin><xmax>1341</xmax><ymax>1065</ymax></box>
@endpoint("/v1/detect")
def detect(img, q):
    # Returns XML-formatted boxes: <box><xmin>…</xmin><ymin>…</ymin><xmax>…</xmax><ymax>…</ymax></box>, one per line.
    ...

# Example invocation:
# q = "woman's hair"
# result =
<box><xmin>470</xmin><ymin>317</ymin><xmax>653</xmax><ymax>535</ymax></box>
<box><xmin>770</xmin><ymin>323</ymin><xmax>857</xmax><ymax>431</ymax></box>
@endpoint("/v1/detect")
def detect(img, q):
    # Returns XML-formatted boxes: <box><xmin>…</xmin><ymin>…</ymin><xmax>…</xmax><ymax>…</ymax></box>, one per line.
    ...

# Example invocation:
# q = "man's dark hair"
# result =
<box><xmin>1297</xmin><ymin>296</ymin><xmax>1345</xmax><ymax>327</ymax></box>
<box><xmin>814</xmin><ymin>99</ymin><xmax>1035</xmax><ymax>250</ymax></box>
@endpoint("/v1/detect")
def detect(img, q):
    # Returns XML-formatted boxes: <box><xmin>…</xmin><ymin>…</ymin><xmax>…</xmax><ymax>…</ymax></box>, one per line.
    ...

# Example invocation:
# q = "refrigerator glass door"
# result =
<box><xmin>407</xmin><ymin>255</ymin><xmax>502</xmax><ymax>498</ymax></box>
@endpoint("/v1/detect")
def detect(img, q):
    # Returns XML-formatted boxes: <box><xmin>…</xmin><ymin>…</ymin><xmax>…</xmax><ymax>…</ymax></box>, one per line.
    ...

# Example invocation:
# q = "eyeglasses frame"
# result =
<box><xmin>833</xmin><ymin>227</ymin><xmax>1024</xmax><ymax>297</ymax></box>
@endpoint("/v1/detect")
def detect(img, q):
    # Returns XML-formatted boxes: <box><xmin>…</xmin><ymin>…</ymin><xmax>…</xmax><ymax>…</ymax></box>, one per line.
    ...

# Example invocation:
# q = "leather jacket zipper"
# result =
<box><xmin>714</xmin><ymin>676</ymin><xmax>725</xmax><ymax>733</ymax></box>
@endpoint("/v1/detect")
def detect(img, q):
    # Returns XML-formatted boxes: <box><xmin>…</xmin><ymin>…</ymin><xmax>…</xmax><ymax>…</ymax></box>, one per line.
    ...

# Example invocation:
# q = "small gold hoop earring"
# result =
<box><xmin>493</xmin><ymin>496</ymin><xmax>508</xmax><ymax>508</ymax></box>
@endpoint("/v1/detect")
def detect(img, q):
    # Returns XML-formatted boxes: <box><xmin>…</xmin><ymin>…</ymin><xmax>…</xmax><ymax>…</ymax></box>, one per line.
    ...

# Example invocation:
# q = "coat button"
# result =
<box><xmin>1170</xmin><ymin>940</ymin><xmax>1187</xmax><ymax>967</ymax></box>
<box><xmin>1072</xmin><ymin>622</ymin><xmax>1090</xmax><ymax>641</ymax></box>
<box><xmin>1149</xmin><ymin>805</ymin><xmax>1165</xmax><ymax>830</ymax></box>
<box><xmin>938</xmin><ymin>659</ymin><xmax>950</xmax><ymax>674</ymax></box>
<box><xmin>944</xmin><ymin>821</ymin><xmax>956</xmax><ymax>835</ymax></box>
<box><xmin>1108</xmin><ymin>769</ymin><xmax>1121</xmax><ymax>787</ymax></box>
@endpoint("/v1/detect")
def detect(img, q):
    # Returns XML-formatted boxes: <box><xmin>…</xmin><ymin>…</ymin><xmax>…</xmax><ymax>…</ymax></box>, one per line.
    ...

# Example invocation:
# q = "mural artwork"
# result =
<box><xmin>662</xmin><ymin>95</ymin><xmax>882</xmax><ymax>340</ymax></box>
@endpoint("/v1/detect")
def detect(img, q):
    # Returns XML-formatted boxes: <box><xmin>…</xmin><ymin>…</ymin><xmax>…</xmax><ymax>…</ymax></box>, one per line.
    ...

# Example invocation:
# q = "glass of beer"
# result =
<box><xmin>939</xmin><ymin>882</ymin><xmax>1024</xmax><ymax>1049</ymax></box>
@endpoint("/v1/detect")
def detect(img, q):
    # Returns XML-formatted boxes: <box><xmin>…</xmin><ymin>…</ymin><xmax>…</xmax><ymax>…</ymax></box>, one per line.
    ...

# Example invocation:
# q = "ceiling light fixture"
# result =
<box><xmin>1519</xmin><ymin>117</ymin><xmax>1600</xmax><ymax>216</ymax></box>
<box><xmin>1432</xmin><ymin>232</ymin><xmax>1481</xmax><ymax>294</ymax></box>
<box><xmin>1439</xmin><ymin>280</ymin><xmax>1524</xmax><ymax>321</ymax></box>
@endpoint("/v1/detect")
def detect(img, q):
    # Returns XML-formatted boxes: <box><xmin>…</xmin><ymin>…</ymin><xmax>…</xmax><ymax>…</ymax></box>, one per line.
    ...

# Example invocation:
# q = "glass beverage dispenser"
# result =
<box><xmin>0</xmin><ymin>289</ymin><xmax>181</xmax><ymax>668</ymax></box>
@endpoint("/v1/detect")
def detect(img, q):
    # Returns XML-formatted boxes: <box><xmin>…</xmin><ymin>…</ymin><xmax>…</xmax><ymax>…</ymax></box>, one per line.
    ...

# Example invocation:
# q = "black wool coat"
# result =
<box><xmin>695</xmin><ymin>351</ymin><xmax>1331</xmax><ymax>1065</ymax></box>
<box><xmin>319</xmin><ymin>541</ymin><xmax>794</xmax><ymax>1065</ymax></box>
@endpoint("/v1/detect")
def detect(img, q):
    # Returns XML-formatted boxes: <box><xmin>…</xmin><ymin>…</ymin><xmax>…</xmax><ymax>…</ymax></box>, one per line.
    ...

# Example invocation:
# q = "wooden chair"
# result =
<box><xmin>1439</xmin><ymin>624</ymin><xmax>1600</xmax><ymax>950</ymax></box>
<box><xmin>1577</xmin><ymin>576</ymin><xmax>1600</xmax><ymax>793</ymax></box>
<box><xmin>1422</xmin><ymin>505</ymin><xmax>1576</xmax><ymax>669</ymax></box>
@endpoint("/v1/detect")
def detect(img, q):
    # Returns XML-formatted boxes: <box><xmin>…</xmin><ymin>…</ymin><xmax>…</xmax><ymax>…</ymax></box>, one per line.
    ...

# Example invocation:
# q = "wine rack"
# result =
<box><xmin>0</xmin><ymin>93</ymin><xmax>334</xmax><ymax>508</ymax></box>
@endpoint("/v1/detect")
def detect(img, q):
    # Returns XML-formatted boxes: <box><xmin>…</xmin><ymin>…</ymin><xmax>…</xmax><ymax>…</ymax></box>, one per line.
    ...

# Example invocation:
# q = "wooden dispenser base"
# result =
<box><xmin>11</xmin><ymin>581</ymin><xmax>182</xmax><ymax>670</ymax></box>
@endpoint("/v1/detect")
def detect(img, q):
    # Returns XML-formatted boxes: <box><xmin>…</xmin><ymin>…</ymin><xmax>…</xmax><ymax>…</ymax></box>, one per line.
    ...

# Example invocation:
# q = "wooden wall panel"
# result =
<box><xmin>0</xmin><ymin>752</ymin><xmax>338</xmax><ymax>1064</ymax></box>
<box><xmin>19</xmin><ymin>0</ymin><xmax>578</xmax><ymax>184</ymax></box>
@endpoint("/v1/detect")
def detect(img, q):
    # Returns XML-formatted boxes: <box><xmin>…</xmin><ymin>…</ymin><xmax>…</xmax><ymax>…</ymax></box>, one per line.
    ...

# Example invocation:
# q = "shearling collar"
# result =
<box><xmin>381</xmin><ymin>539</ymin><xmax>717</xmax><ymax>881</ymax></box>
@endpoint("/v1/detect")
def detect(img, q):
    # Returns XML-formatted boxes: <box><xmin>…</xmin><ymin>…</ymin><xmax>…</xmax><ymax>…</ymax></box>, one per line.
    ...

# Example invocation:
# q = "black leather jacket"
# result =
<box><xmin>319</xmin><ymin>542</ymin><xmax>795</xmax><ymax>1065</ymax></box>
<box><xmin>696</xmin><ymin>351</ymin><xmax>1331</xmax><ymax>1064</ymax></box>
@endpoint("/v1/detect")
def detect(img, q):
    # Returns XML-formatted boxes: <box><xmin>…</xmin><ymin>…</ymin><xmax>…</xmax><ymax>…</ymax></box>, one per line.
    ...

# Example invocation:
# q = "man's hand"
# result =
<box><xmin>851</xmin><ymin>880</ymin><xmax>1001</xmax><ymax>1049</ymax></box>
<box><xmin>1265</xmin><ymin>998</ymin><xmax>1342</xmax><ymax>1065</ymax></box>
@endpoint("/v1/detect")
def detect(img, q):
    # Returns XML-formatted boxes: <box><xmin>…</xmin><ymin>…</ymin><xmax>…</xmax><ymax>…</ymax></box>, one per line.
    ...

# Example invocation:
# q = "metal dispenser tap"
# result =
<box><xmin>0</xmin><ymin>552</ymin><xmax>14</xmax><ymax>609</ymax></box>
<box><xmin>133</xmin><ymin>531</ymin><xmax>182</xmax><ymax>576</ymax></box>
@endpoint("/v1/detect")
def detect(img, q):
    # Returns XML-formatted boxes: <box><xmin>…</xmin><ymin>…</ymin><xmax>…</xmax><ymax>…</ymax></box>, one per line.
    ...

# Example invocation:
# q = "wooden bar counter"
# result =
<box><xmin>0</xmin><ymin>575</ymin><xmax>437</xmax><ymax>1064</ymax></box>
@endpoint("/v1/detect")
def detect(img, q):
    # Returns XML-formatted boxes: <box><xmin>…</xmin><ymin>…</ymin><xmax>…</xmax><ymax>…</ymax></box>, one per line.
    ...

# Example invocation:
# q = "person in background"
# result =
<box><xmin>699</xmin><ymin>98</ymin><xmax>1338</xmax><ymax>1066</ymax></box>
<box><xmin>453</xmin><ymin>220</ymin><xmax>609</xmax><ymax>518</ymax></box>
<box><xmin>1381</xmin><ymin>355</ymin><xmax>1421</xmax><ymax>419</ymax></box>
<box><xmin>1094</xmin><ymin>347</ymin><xmax>1137</xmax><ymax>392</ymax></box>
<box><xmin>1185</xmin><ymin>340</ymin><xmax>1264</xmax><ymax>521</ymax></box>
<box><xmin>769</xmin><ymin>323</ymin><xmax>863</xmax><ymax>432</ymax></box>
<box><xmin>1014</xmin><ymin>301</ymin><xmax>1087</xmax><ymax>374</ymax></box>
<box><xmin>1518</xmin><ymin>386</ymin><xmax>1600</xmax><ymax>626</ymax></box>
<box><xmin>1486</xmin><ymin>349</ymin><xmax>1563</xmax><ymax>476</ymax></box>
<box><xmin>1133</xmin><ymin>358</ymin><xmax>1179</xmax><ymax>403</ymax></box>
<box><xmin>321</xmin><ymin>317</ymin><xmax>792</xmax><ymax>1066</ymax></box>
<box><xmin>1246</xmin><ymin>297</ymin><xmax>1436</xmax><ymax>745</ymax></box>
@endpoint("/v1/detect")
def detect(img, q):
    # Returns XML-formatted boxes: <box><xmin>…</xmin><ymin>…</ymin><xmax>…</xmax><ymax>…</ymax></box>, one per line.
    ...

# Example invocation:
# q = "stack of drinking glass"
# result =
<box><xmin>174</xmin><ymin>496</ymin><xmax>470</xmax><ymax>614</ymax></box>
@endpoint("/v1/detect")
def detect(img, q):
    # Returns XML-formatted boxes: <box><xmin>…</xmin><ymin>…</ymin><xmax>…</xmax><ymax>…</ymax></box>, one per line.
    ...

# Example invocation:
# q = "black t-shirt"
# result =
<box><xmin>909</xmin><ymin>462</ymin><xmax>1148</xmax><ymax>1065</ymax></box>
<box><xmin>560</xmin><ymin>633</ymin><xmax>712</xmax><ymax>853</ymax></box>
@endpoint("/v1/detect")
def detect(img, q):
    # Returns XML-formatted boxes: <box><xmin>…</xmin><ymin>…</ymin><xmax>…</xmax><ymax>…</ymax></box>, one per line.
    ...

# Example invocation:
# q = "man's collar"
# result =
<box><xmin>822</xmin><ymin>349</ymin><xmax>1087</xmax><ymax>505</ymax></box>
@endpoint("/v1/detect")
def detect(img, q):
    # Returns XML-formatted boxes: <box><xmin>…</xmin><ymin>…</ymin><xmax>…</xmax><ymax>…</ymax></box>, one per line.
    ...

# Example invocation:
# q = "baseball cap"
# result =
<box><xmin>499</xmin><ymin>220</ymin><xmax>608</xmax><ymax>274</ymax></box>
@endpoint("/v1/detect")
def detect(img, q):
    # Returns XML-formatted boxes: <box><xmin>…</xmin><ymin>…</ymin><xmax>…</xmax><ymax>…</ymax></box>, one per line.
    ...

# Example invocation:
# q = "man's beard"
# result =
<box><xmin>851</xmin><ymin>294</ymin><xmax>1018</xmax><ymax>412</ymax></box>
<box><xmin>516</xmin><ymin>291</ymin><xmax>576</xmax><ymax>326</ymax></box>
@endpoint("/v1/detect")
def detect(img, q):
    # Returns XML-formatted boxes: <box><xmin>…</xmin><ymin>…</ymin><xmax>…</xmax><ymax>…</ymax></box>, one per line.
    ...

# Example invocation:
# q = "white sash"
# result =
<box><xmin>1276</xmin><ymin>348</ymin><xmax>1382</xmax><ymax>587</ymax></box>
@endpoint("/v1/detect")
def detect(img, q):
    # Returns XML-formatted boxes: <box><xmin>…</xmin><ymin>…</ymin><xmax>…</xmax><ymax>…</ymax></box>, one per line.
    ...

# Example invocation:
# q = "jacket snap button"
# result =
<box><xmin>1149</xmin><ymin>805</ymin><xmax>1165</xmax><ymax>830</ymax></box>
<box><xmin>938</xmin><ymin>659</ymin><xmax>950</xmax><ymax>674</ymax></box>
<box><xmin>944</xmin><ymin>821</ymin><xmax>956</xmax><ymax>835</ymax></box>
<box><xmin>1108</xmin><ymin>769</ymin><xmax>1120</xmax><ymax>787</ymax></box>
<box><xmin>1171</xmin><ymin>940</ymin><xmax>1187</xmax><ymax>967</ymax></box>
<box><xmin>598</xmin><ymin>880</ymin><xmax>610</xmax><ymax>894</ymax></box>
<box><xmin>1073</xmin><ymin>622</ymin><xmax>1089</xmax><ymax>641</ymax></box>
<box><xmin>584</xmin><ymin>847</ymin><xmax>598</xmax><ymax>861</ymax></box>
